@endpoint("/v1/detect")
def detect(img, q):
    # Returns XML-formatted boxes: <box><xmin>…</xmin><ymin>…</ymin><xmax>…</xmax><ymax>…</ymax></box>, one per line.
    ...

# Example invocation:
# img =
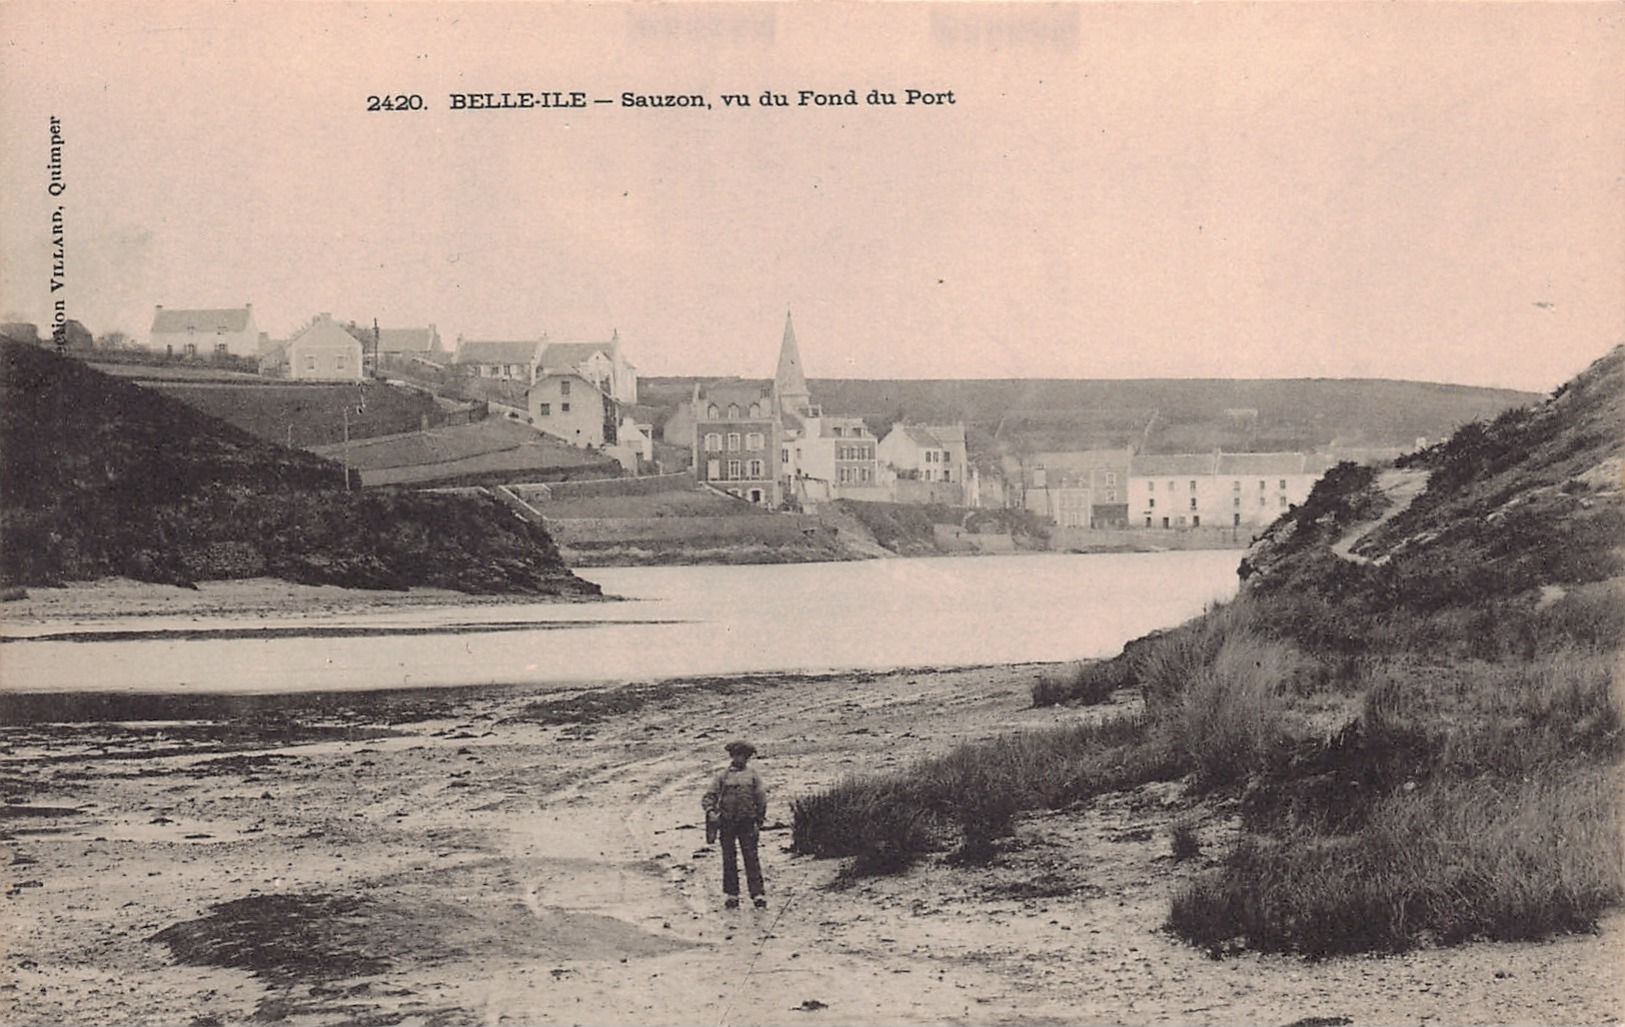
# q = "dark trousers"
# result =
<box><xmin>719</xmin><ymin>819</ymin><xmax>764</xmax><ymax>898</ymax></box>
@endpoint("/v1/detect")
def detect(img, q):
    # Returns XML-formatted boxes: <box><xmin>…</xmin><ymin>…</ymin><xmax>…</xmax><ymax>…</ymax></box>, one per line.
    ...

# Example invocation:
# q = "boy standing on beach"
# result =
<box><xmin>702</xmin><ymin>740</ymin><xmax>768</xmax><ymax>909</ymax></box>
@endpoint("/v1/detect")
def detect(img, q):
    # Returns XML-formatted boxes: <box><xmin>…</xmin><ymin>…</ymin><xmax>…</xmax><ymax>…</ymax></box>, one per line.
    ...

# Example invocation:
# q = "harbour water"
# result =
<box><xmin>0</xmin><ymin>551</ymin><xmax>1241</xmax><ymax>694</ymax></box>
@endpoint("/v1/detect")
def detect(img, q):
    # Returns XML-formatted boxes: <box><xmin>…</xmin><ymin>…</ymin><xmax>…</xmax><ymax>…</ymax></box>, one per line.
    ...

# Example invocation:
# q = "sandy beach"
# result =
<box><xmin>2</xmin><ymin>582</ymin><xmax>1621</xmax><ymax>1026</ymax></box>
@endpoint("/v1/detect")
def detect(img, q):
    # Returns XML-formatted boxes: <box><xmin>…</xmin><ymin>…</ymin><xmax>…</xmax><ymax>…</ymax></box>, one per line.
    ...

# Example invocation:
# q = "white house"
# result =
<box><xmin>284</xmin><ymin>313</ymin><xmax>364</xmax><ymax>381</ymax></box>
<box><xmin>149</xmin><ymin>304</ymin><xmax>260</xmax><ymax>358</ymax></box>
<box><xmin>528</xmin><ymin>371</ymin><xmax>613</xmax><ymax>448</ymax></box>
<box><xmin>539</xmin><ymin>331</ymin><xmax>639</xmax><ymax>405</ymax></box>
<box><xmin>878</xmin><ymin>422</ymin><xmax>971</xmax><ymax>504</ymax></box>
<box><xmin>1127</xmin><ymin>451</ymin><xmax>1320</xmax><ymax>530</ymax></box>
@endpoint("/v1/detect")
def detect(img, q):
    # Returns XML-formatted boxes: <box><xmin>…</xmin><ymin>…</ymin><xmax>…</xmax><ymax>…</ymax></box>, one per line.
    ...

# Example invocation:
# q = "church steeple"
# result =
<box><xmin>773</xmin><ymin>310</ymin><xmax>811</xmax><ymax>416</ymax></box>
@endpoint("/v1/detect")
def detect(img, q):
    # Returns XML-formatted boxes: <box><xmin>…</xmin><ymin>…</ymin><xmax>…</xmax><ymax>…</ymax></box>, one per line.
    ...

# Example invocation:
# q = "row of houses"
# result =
<box><xmin>674</xmin><ymin>314</ymin><xmax>976</xmax><ymax>509</ymax></box>
<box><xmin>1012</xmin><ymin>448</ymin><xmax>1358</xmax><ymax>530</ymax></box>
<box><xmin>146</xmin><ymin>304</ymin><xmax>649</xmax><ymax>471</ymax></box>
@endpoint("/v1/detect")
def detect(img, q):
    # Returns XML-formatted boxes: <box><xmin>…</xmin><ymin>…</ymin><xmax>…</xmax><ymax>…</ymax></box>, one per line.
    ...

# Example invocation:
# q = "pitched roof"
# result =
<box><xmin>151</xmin><ymin>306</ymin><xmax>253</xmax><ymax>333</ymax></box>
<box><xmin>335</xmin><ymin>325</ymin><xmax>442</xmax><ymax>353</ymax></box>
<box><xmin>1216</xmin><ymin>452</ymin><xmax>1307</xmax><ymax>476</ymax></box>
<box><xmin>1031</xmin><ymin>449</ymin><xmax>1133</xmax><ymax>472</ymax></box>
<box><xmin>696</xmin><ymin>380</ymin><xmax>772</xmax><ymax>413</ymax></box>
<box><xmin>288</xmin><ymin>315</ymin><xmax>364</xmax><ymax>350</ymax></box>
<box><xmin>895</xmin><ymin>423</ymin><xmax>965</xmax><ymax>449</ymax></box>
<box><xmin>455</xmin><ymin>339</ymin><xmax>541</xmax><ymax>365</ymax></box>
<box><xmin>540</xmin><ymin>341</ymin><xmax>614</xmax><ymax>369</ymax></box>
<box><xmin>1131</xmin><ymin>453</ymin><xmax>1218</xmax><ymax>477</ymax></box>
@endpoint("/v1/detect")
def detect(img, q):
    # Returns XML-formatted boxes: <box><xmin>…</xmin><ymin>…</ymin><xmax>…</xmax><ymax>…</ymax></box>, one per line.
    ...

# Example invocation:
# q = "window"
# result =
<box><xmin>1104</xmin><ymin>489</ymin><xmax>1117</xmax><ymax>501</ymax></box>
<box><xmin>560</xmin><ymin>379</ymin><xmax>571</xmax><ymax>395</ymax></box>
<box><xmin>1232</xmin><ymin>480</ymin><xmax>1241</xmax><ymax>491</ymax></box>
<box><xmin>749</xmin><ymin>403</ymin><xmax>760</xmax><ymax>417</ymax></box>
<box><xmin>942</xmin><ymin>469</ymin><xmax>951</xmax><ymax>482</ymax></box>
<box><xmin>781</xmin><ymin>449</ymin><xmax>789</xmax><ymax>463</ymax></box>
<box><xmin>748</xmin><ymin>459</ymin><xmax>763</xmax><ymax>478</ymax></box>
<box><xmin>1146</xmin><ymin>517</ymin><xmax>1153</xmax><ymax>527</ymax></box>
<box><xmin>1279</xmin><ymin>496</ymin><xmax>1289</xmax><ymax>508</ymax></box>
<box><xmin>1148</xmin><ymin>481</ymin><xmax>1155</xmax><ymax>492</ymax></box>
<box><xmin>1259</xmin><ymin>480</ymin><xmax>1266</xmax><ymax>490</ymax></box>
<box><xmin>704</xmin><ymin>433</ymin><xmax>722</xmax><ymax>452</ymax></box>
<box><xmin>1279</xmin><ymin>479</ymin><xmax>1288</xmax><ymax>490</ymax></box>
<box><xmin>839</xmin><ymin>468</ymin><xmax>850</xmax><ymax>483</ymax></box>
<box><xmin>1190</xmin><ymin>497</ymin><xmax>1198</xmax><ymax>509</ymax></box>
<box><xmin>708</xmin><ymin>405</ymin><xmax>719</xmax><ymax>419</ymax></box>
<box><xmin>1149</xmin><ymin>497</ymin><xmax>1156</xmax><ymax>509</ymax></box>
<box><xmin>305</xmin><ymin>355</ymin><xmax>316</xmax><ymax>371</ymax></box>
<box><xmin>749</xmin><ymin>489</ymin><xmax>762</xmax><ymax>503</ymax></box>
<box><xmin>833</xmin><ymin>426</ymin><xmax>844</xmax><ymax>437</ymax></box>
<box><xmin>1259</xmin><ymin>496</ymin><xmax>1267</xmax><ymax>506</ymax></box>
<box><xmin>728</xmin><ymin>404</ymin><xmax>740</xmax><ymax>418</ymax></box>
<box><xmin>538</xmin><ymin>403</ymin><xmax>552</xmax><ymax>416</ymax></box>
<box><xmin>1189</xmin><ymin>480</ymin><xmax>1197</xmax><ymax>491</ymax></box>
<box><xmin>1233</xmin><ymin>497</ymin><xmax>1241</xmax><ymax>508</ymax></box>
<box><xmin>335</xmin><ymin>355</ymin><xmax>347</xmax><ymax>370</ymax></box>
<box><xmin>728</xmin><ymin>459</ymin><xmax>742</xmax><ymax>478</ymax></box>
<box><xmin>1105</xmin><ymin>472</ymin><xmax>1116</xmax><ymax>486</ymax></box>
<box><xmin>1167</xmin><ymin>481</ymin><xmax>1175</xmax><ymax>492</ymax></box>
<box><xmin>215</xmin><ymin>342</ymin><xmax>228</xmax><ymax>355</ymax></box>
<box><xmin>746</xmin><ymin>432</ymin><xmax>764</xmax><ymax>451</ymax></box>
<box><xmin>561</xmin><ymin>403</ymin><xmax>571</xmax><ymax>413</ymax></box>
<box><xmin>1192</xmin><ymin>515</ymin><xmax>1201</xmax><ymax>527</ymax></box>
<box><xmin>727</xmin><ymin>433</ymin><xmax>741</xmax><ymax>451</ymax></box>
<box><xmin>707</xmin><ymin>459</ymin><xmax>720</xmax><ymax>479</ymax></box>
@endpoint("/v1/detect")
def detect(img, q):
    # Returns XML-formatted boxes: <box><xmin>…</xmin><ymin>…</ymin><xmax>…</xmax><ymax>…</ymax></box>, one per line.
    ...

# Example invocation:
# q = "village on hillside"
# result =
<box><xmin>1</xmin><ymin>304</ymin><xmax>1523</xmax><ymax>557</ymax></box>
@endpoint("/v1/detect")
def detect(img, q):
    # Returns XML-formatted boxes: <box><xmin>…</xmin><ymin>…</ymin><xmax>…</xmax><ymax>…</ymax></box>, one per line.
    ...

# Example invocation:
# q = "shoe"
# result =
<box><xmin>753</xmin><ymin>897</ymin><xmax>767</xmax><ymax>909</ymax></box>
<box><xmin>724</xmin><ymin>897</ymin><xmax>739</xmax><ymax>909</ymax></box>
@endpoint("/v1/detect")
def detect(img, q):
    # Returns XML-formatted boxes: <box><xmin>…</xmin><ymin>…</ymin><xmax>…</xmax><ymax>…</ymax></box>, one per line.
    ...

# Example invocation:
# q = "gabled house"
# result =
<box><xmin>149</xmin><ymin>304</ymin><xmax>260</xmax><ymax>358</ymax></box>
<box><xmin>284</xmin><ymin>313</ymin><xmax>364</xmax><ymax>381</ymax></box>
<box><xmin>878</xmin><ymin>422</ymin><xmax>971</xmax><ymax>504</ymax></box>
<box><xmin>453</xmin><ymin>338</ymin><xmax>543</xmax><ymax>382</ymax></box>
<box><xmin>342</xmin><ymin>322</ymin><xmax>445</xmax><ymax>372</ymax></box>
<box><xmin>529</xmin><ymin>371</ymin><xmax>616</xmax><ymax>449</ymax></box>
<box><xmin>539</xmin><ymin>331</ymin><xmax>639</xmax><ymax>405</ymax></box>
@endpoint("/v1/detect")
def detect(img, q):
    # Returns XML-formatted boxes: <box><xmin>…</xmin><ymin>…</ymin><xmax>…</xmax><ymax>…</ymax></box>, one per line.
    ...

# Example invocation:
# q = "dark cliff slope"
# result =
<box><xmin>1241</xmin><ymin>344</ymin><xmax>1623</xmax><ymax>642</ymax></box>
<box><xmin>0</xmin><ymin>340</ymin><xmax>597</xmax><ymax>595</ymax></box>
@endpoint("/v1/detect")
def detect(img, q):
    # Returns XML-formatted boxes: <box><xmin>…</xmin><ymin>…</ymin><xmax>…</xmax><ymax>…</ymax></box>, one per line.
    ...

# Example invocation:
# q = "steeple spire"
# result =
<box><xmin>773</xmin><ymin>310</ymin><xmax>810</xmax><ymax>416</ymax></box>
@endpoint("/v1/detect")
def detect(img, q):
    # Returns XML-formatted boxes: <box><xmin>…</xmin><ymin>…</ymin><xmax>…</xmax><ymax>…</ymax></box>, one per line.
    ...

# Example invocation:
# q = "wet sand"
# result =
<box><xmin>2</xmin><ymin>582</ymin><xmax>1621</xmax><ymax>1026</ymax></box>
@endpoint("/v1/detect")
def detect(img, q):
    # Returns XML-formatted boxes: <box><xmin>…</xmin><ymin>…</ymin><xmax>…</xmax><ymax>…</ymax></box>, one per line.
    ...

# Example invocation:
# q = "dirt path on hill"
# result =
<box><xmin>3</xmin><ymin>659</ymin><xmax>1620</xmax><ymax>1026</ymax></box>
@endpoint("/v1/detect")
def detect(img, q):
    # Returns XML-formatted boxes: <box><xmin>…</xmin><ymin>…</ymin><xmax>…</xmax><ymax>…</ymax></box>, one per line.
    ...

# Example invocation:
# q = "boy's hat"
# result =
<box><xmin>725</xmin><ymin>740</ymin><xmax>757</xmax><ymax>757</ymax></box>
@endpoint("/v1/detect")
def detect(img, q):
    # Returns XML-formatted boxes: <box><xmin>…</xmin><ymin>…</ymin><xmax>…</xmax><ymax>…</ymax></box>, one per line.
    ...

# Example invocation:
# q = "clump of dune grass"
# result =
<box><xmin>792</xmin><ymin>713</ymin><xmax>1182</xmax><ymax>874</ymax></box>
<box><xmin>1149</xmin><ymin>632</ymin><xmax>1309</xmax><ymax>791</ymax></box>
<box><xmin>1031</xmin><ymin>658</ymin><xmax>1132</xmax><ymax>708</ymax></box>
<box><xmin>1169</xmin><ymin>817</ymin><xmax>1202</xmax><ymax>861</ymax></box>
<box><xmin>1168</xmin><ymin>765</ymin><xmax>1624</xmax><ymax>956</ymax></box>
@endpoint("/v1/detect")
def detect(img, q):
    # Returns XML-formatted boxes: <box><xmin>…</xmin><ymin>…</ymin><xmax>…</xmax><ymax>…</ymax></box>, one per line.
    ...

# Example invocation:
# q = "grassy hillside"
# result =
<box><xmin>791</xmin><ymin>346</ymin><xmax>1623</xmax><ymax>957</ymax></box>
<box><xmin>641</xmin><ymin>376</ymin><xmax>1538</xmax><ymax>457</ymax></box>
<box><xmin>138</xmin><ymin>378</ymin><xmax>447</xmax><ymax>448</ymax></box>
<box><xmin>0</xmin><ymin>341</ymin><xmax>596</xmax><ymax>596</ymax></box>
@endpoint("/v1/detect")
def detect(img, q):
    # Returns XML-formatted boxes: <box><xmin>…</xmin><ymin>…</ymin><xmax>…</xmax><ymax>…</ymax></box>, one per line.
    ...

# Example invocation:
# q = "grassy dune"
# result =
<box><xmin>792</xmin><ymin>346</ymin><xmax>1624</xmax><ymax>957</ymax></box>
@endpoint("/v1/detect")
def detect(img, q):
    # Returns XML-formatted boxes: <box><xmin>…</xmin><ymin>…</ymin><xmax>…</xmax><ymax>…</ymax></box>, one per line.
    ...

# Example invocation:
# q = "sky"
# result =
<box><xmin>2</xmin><ymin>2</ymin><xmax>1620</xmax><ymax>392</ymax></box>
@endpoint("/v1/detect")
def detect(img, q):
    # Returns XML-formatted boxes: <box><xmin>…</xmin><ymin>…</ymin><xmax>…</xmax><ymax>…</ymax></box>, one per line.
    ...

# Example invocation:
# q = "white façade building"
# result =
<box><xmin>1128</xmin><ymin>451</ymin><xmax>1321</xmax><ymax>530</ymax></box>
<box><xmin>148</xmin><ymin>304</ymin><xmax>261</xmax><ymax>358</ymax></box>
<box><xmin>284</xmin><ymin>313</ymin><xmax>365</xmax><ymax>381</ymax></box>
